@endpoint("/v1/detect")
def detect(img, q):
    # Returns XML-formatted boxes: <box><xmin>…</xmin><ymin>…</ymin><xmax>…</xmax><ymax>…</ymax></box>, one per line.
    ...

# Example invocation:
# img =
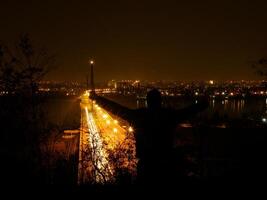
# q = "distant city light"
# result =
<box><xmin>128</xmin><ymin>126</ymin><xmax>133</xmax><ymax>132</ymax></box>
<box><xmin>114</xmin><ymin>120</ymin><xmax>118</xmax><ymax>124</ymax></box>
<box><xmin>262</xmin><ymin>118</ymin><xmax>267</xmax><ymax>123</ymax></box>
<box><xmin>195</xmin><ymin>92</ymin><xmax>199</xmax><ymax>96</ymax></box>
<box><xmin>90</xmin><ymin>60</ymin><xmax>94</xmax><ymax>64</ymax></box>
<box><xmin>103</xmin><ymin>114</ymin><xmax>108</xmax><ymax>119</ymax></box>
<box><xmin>106</xmin><ymin>120</ymin><xmax>111</xmax><ymax>125</ymax></box>
<box><xmin>209</xmin><ymin>80</ymin><xmax>214</xmax><ymax>85</ymax></box>
<box><xmin>84</xmin><ymin>91</ymin><xmax>89</xmax><ymax>96</ymax></box>
<box><xmin>113</xmin><ymin>128</ymin><xmax>118</xmax><ymax>133</ymax></box>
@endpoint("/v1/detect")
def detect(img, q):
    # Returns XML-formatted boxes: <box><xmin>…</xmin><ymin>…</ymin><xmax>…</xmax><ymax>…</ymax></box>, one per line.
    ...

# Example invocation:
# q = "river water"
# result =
<box><xmin>103</xmin><ymin>94</ymin><xmax>267</xmax><ymax>125</ymax></box>
<box><xmin>42</xmin><ymin>95</ymin><xmax>267</xmax><ymax>128</ymax></box>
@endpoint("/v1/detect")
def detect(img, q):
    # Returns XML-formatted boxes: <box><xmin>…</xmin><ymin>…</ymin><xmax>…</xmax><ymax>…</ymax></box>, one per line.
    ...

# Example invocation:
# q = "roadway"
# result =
<box><xmin>78</xmin><ymin>91</ymin><xmax>137</xmax><ymax>184</ymax></box>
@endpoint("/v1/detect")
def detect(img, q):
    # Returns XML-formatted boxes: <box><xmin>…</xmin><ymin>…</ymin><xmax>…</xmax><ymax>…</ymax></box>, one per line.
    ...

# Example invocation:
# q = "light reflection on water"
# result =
<box><xmin>105</xmin><ymin>95</ymin><xmax>267</xmax><ymax>121</ymax></box>
<box><xmin>44</xmin><ymin>96</ymin><xmax>267</xmax><ymax>126</ymax></box>
<box><xmin>208</xmin><ymin>98</ymin><xmax>264</xmax><ymax>120</ymax></box>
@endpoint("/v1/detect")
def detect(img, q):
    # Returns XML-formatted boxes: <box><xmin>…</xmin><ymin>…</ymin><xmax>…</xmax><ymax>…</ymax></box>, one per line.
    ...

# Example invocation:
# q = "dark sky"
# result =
<box><xmin>1</xmin><ymin>0</ymin><xmax>267</xmax><ymax>82</ymax></box>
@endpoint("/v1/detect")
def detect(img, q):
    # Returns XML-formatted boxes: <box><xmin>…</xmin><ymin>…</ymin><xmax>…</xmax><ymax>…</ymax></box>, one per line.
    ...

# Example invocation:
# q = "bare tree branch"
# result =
<box><xmin>0</xmin><ymin>34</ymin><xmax>55</xmax><ymax>95</ymax></box>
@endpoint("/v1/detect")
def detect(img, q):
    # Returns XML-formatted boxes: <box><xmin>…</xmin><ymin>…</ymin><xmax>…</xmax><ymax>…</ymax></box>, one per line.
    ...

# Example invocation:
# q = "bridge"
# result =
<box><xmin>78</xmin><ymin>91</ymin><xmax>137</xmax><ymax>184</ymax></box>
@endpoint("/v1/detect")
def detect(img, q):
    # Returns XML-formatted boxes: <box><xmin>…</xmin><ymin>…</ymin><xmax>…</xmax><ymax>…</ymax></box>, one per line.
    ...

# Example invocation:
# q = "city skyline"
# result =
<box><xmin>1</xmin><ymin>1</ymin><xmax>267</xmax><ymax>82</ymax></box>
<box><xmin>2</xmin><ymin>0</ymin><xmax>267</xmax><ymax>188</ymax></box>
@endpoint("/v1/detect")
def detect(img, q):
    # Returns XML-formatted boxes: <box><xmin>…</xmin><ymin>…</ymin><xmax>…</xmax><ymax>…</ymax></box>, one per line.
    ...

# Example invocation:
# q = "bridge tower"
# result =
<box><xmin>88</xmin><ymin>59</ymin><xmax>95</xmax><ymax>112</ymax></box>
<box><xmin>90</xmin><ymin>60</ymin><xmax>95</xmax><ymax>93</ymax></box>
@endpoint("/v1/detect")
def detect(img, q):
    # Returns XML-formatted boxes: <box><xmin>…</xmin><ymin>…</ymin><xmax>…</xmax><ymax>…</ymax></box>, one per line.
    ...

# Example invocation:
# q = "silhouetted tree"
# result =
<box><xmin>0</xmin><ymin>35</ymin><xmax>55</xmax><ymax>185</ymax></box>
<box><xmin>0</xmin><ymin>34</ymin><xmax>54</xmax><ymax>96</ymax></box>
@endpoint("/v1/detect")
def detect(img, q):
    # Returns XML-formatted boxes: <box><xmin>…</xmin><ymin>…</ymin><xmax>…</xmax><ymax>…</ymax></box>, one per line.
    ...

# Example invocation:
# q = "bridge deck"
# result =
<box><xmin>78</xmin><ymin>92</ymin><xmax>137</xmax><ymax>184</ymax></box>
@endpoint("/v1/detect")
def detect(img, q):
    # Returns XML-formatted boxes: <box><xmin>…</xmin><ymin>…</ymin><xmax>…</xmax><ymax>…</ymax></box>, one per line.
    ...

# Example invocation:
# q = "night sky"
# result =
<box><xmin>1</xmin><ymin>0</ymin><xmax>267</xmax><ymax>82</ymax></box>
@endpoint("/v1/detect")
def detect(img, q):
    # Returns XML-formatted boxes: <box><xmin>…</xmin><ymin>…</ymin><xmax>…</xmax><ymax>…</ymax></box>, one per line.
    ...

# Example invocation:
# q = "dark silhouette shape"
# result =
<box><xmin>0</xmin><ymin>35</ymin><xmax>56</xmax><ymax>186</ymax></box>
<box><xmin>91</xmin><ymin>89</ymin><xmax>209</xmax><ymax>184</ymax></box>
<box><xmin>0</xmin><ymin>34</ymin><xmax>55</xmax><ymax>99</ymax></box>
<box><xmin>146</xmin><ymin>88</ymin><xmax>161</xmax><ymax>110</ymax></box>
